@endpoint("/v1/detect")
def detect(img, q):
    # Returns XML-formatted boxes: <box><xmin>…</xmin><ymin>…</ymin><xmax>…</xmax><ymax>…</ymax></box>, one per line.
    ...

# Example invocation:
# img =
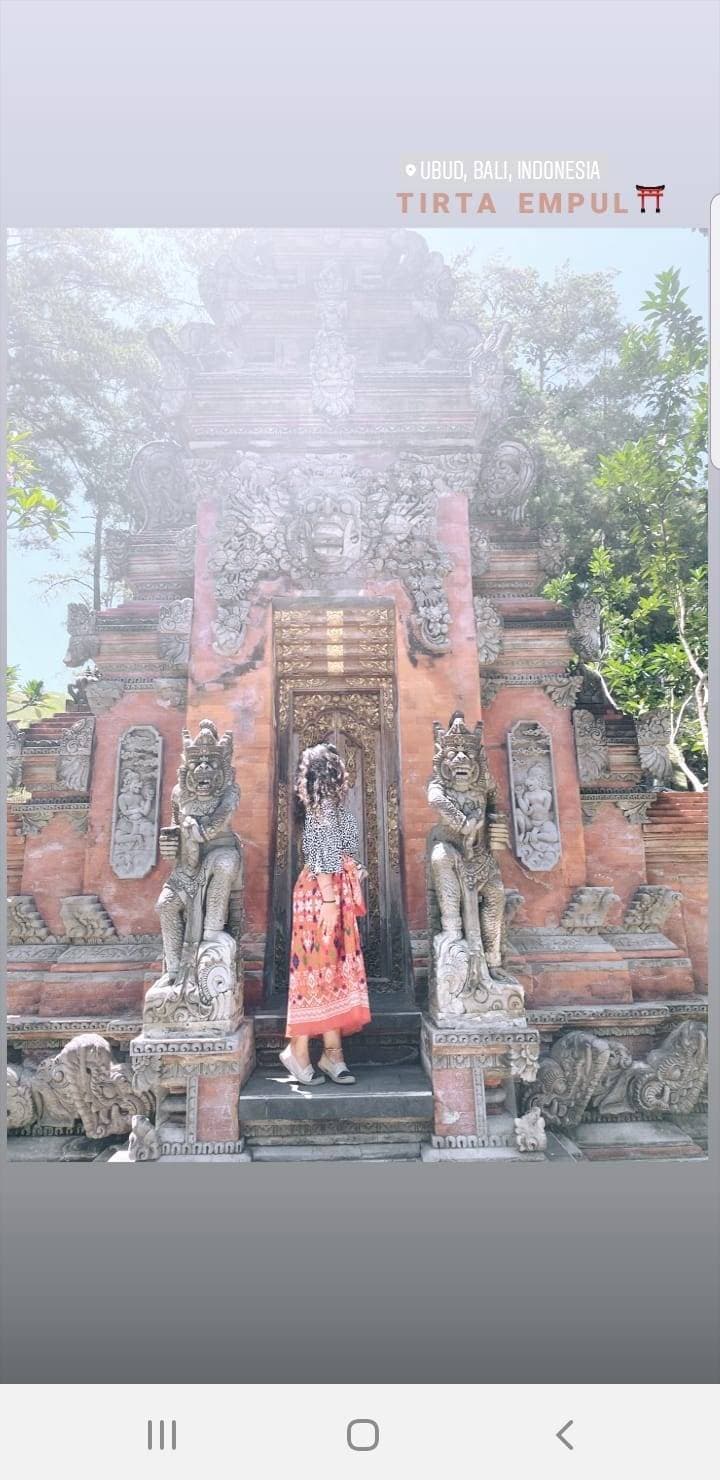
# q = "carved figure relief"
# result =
<box><xmin>57</xmin><ymin>716</ymin><xmax>95</xmax><ymax>791</ymax></box>
<box><xmin>473</xmin><ymin>596</ymin><xmax>503</xmax><ymax>664</ymax></box>
<box><xmin>110</xmin><ymin>727</ymin><xmax>163</xmax><ymax>880</ymax></box>
<box><xmin>208</xmin><ymin>451</ymin><xmax>454</xmax><ymax>657</ymax></box>
<box><xmin>508</xmin><ymin>722</ymin><xmax>561</xmax><ymax>872</ymax></box>
<box><xmin>427</xmin><ymin>713</ymin><xmax>523</xmax><ymax>1024</ymax></box>
<box><xmin>573</xmin><ymin>709</ymin><xmax>610</xmax><ymax>784</ymax></box>
<box><xmin>144</xmin><ymin>720</ymin><xmax>243</xmax><ymax>1034</ymax></box>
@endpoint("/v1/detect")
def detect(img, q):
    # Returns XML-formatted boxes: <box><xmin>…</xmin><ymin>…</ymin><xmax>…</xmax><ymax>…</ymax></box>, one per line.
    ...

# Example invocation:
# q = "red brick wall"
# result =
<box><xmin>20</xmin><ymin>814</ymin><xmax>86</xmax><ymax>936</ymax></box>
<box><xmin>582</xmin><ymin>801</ymin><xmax>648</xmax><ymax>914</ymax></box>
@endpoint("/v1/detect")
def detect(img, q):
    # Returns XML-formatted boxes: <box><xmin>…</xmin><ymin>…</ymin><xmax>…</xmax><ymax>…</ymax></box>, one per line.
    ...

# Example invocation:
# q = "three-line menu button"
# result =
<box><xmin>147</xmin><ymin>1419</ymin><xmax>177</xmax><ymax>1452</ymax></box>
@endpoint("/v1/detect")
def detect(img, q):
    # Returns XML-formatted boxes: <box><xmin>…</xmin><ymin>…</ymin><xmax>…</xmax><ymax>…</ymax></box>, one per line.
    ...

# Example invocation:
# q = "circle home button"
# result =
<box><xmin>347</xmin><ymin>1419</ymin><xmax>380</xmax><ymax>1452</ymax></box>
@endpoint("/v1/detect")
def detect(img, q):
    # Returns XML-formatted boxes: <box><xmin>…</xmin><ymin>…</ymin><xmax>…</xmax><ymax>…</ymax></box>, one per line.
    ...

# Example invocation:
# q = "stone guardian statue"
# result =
<box><xmin>427</xmin><ymin>712</ymin><xmax>524</xmax><ymax>1024</ymax></box>
<box><xmin>143</xmin><ymin>719</ymin><xmax>243</xmax><ymax>1034</ymax></box>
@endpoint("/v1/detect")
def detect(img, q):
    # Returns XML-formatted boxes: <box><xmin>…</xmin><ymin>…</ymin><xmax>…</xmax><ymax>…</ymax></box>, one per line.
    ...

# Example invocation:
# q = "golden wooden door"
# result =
<box><xmin>264</xmin><ymin>600</ymin><xmax>413</xmax><ymax>1007</ymax></box>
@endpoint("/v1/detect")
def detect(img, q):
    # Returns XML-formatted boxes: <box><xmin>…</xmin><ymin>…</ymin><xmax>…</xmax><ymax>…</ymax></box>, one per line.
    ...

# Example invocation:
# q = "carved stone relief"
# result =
<box><xmin>158</xmin><ymin>598</ymin><xmax>193</xmax><ymax>665</ymax></box>
<box><xmin>309</xmin><ymin>260</ymin><xmax>355</xmax><ymax>420</ymax></box>
<box><xmin>59</xmin><ymin>896</ymin><xmax>117</xmax><ymax>943</ymax></box>
<box><xmin>560</xmin><ymin>887</ymin><xmax>619</xmax><ymax>932</ymax></box>
<box><xmin>523</xmin><ymin>1020</ymin><xmax>708</xmax><ymax>1128</ymax></box>
<box><xmin>622</xmin><ymin>885</ymin><xmax>680</xmax><ymax>932</ymax></box>
<box><xmin>580</xmin><ymin>791</ymin><xmax>657</xmax><ymax>826</ymax></box>
<box><xmin>573</xmin><ymin>709</ymin><xmax>610</xmax><ymax>784</ymax></box>
<box><xmin>508</xmin><ymin>721</ymin><xmax>561</xmax><ymax>872</ymax></box>
<box><xmin>473</xmin><ymin>596</ymin><xmax>503</xmax><ymax>664</ymax></box>
<box><xmin>514</xmin><ymin>1106</ymin><xmax>547</xmax><ymax>1152</ymax></box>
<box><xmin>110</xmin><ymin>727</ymin><xmax>163</xmax><ymax>880</ymax></box>
<box><xmin>542</xmin><ymin>671</ymin><xmax>583</xmax><ymax>708</ymax></box>
<box><xmin>537</xmin><ymin>524</ymin><xmax>568</xmax><ymax>576</ymax></box>
<box><xmin>7</xmin><ymin>1033</ymin><xmax>153</xmax><ymax>1137</ymax></box>
<box><xmin>571</xmin><ymin>596</ymin><xmax>604</xmax><ymax>661</ymax></box>
<box><xmin>7</xmin><ymin>895</ymin><xmax>55</xmax><ymax>945</ymax></box>
<box><xmin>622</xmin><ymin>1020</ymin><xmax>707</xmax><ymax>1116</ymax></box>
<box><xmin>634</xmin><ymin>711</ymin><xmax>681</xmax><ymax>788</ymax></box>
<box><xmin>470</xmin><ymin>526</ymin><xmax>493</xmax><ymax>577</ymax></box>
<box><xmin>13</xmin><ymin>802</ymin><xmax>88</xmax><ymax>836</ymax></box>
<box><xmin>65</xmin><ymin>604</ymin><xmax>99</xmax><ymax>667</ymax></box>
<box><xmin>481</xmin><ymin>669</ymin><xmax>582</xmax><ymax>709</ymax></box>
<box><xmin>127</xmin><ymin>440</ymin><xmax>194</xmax><ymax>533</ymax></box>
<box><xmin>468</xmin><ymin>324</ymin><xmax>513</xmax><ymax>443</ymax></box>
<box><xmin>475</xmin><ymin>440</ymin><xmax>536</xmax><ymax>523</ymax></box>
<box><xmin>57</xmin><ymin>716</ymin><xmax>95</xmax><ymax>791</ymax></box>
<box><xmin>85</xmin><ymin>680</ymin><xmax>124</xmax><ymax>716</ymax></box>
<box><xmin>208</xmin><ymin>451</ymin><xmax>454</xmax><ymax>657</ymax></box>
<box><xmin>128</xmin><ymin>1114</ymin><xmax>161</xmax><ymax>1161</ymax></box>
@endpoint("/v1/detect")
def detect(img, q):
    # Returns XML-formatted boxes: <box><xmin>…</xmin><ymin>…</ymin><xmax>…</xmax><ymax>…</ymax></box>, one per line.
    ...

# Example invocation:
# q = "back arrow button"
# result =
<box><xmin>556</xmin><ymin>1420</ymin><xmax>574</xmax><ymax>1450</ymax></box>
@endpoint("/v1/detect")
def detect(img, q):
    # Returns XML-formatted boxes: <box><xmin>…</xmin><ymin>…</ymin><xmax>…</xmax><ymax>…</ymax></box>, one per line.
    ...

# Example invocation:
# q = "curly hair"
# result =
<box><xmin>295</xmin><ymin>742</ymin><xmax>348</xmax><ymax>814</ymax></box>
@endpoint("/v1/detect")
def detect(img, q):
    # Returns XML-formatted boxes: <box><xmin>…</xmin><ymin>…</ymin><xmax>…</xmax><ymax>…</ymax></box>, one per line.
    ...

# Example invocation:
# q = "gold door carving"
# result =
<box><xmin>266</xmin><ymin>601</ymin><xmax>412</xmax><ymax>1005</ymax></box>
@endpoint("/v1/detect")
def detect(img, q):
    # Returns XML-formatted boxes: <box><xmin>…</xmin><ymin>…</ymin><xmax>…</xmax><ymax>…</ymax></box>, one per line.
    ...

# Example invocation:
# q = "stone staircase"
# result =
<box><xmin>238</xmin><ymin>1061</ymin><xmax>434</xmax><ymax>1161</ymax></box>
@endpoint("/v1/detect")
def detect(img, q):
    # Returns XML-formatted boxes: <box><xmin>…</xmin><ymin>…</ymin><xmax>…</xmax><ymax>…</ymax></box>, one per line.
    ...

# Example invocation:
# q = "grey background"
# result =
<box><xmin>1</xmin><ymin>0</ymin><xmax>718</xmax><ymax>1384</ymax></box>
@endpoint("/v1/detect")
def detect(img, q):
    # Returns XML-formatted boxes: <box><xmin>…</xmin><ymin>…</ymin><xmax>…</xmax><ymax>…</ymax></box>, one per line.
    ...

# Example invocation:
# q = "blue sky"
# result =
<box><xmin>7</xmin><ymin>228</ymin><xmax>708</xmax><ymax>695</ymax></box>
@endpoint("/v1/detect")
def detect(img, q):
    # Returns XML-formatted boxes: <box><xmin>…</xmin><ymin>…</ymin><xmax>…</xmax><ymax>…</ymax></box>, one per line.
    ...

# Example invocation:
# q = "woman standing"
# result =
<box><xmin>280</xmin><ymin>742</ymin><xmax>371</xmax><ymax>1086</ymax></box>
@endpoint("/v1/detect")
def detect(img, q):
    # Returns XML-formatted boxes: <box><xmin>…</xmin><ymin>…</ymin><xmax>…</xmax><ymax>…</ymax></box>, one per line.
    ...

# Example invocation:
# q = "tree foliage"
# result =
<box><xmin>6</xmin><ymin>430</ymin><xmax>70</xmax><ymax>543</ymax></box>
<box><xmin>6</xmin><ymin>666</ymin><xmax>64</xmax><ymax>722</ymax></box>
<box><xmin>456</xmin><ymin>257</ymin><xmax>708</xmax><ymax>780</ymax></box>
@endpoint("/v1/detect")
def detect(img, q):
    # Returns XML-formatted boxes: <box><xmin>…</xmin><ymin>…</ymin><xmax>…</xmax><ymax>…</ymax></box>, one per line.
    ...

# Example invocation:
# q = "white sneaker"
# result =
<box><xmin>279</xmin><ymin>1046</ymin><xmax>325</xmax><ymax>1085</ymax></box>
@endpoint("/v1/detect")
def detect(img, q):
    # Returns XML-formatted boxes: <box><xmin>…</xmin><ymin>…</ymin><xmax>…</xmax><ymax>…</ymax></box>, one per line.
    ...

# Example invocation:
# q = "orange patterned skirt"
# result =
<box><xmin>285</xmin><ymin>856</ymin><xmax>372</xmax><ymax>1038</ymax></box>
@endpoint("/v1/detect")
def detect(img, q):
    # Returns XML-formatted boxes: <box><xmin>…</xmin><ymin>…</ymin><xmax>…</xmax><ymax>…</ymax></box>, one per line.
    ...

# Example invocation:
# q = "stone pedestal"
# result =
<box><xmin>128</xmin><ymin>1018</ymin><xmax>255</xmax><ymax>1159</ymax></box>
<box><xmin>420</xmin><ymin>1014</ymin><xmax>541</xmax><ymax>1159</ymax></box>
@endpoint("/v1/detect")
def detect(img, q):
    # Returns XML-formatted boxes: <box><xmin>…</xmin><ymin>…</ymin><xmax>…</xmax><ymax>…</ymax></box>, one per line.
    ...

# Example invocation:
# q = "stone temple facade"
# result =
<box><xmin>6</xmin><ymin>229</ymin><xmax>708</xmax><ymax>1162</ymax></box>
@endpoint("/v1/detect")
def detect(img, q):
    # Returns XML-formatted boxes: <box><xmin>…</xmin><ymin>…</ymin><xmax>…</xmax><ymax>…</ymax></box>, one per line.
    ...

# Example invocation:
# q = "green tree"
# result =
<box><xmin>6</xmin><ymin>430</ymin><xmax>70</xmax><ymax>543</ymax></box>
<box><xmin>7</xmin><ymin>228</ymin><xmax>169</xmax><ymax>607</ymax></box>
<box><xmin>7</xmin><ymin>227</ymin><xmax>249</xmax><ymax>609</ymax></box>
<box><xmin>6</xmin><ymin>666</ymin><xmax>64</xmax><ymax>722</ymax></box>
<box><xmin>540</xmin><ymin>270</ymin><xmax>707</xmax><ymax>784</ymax></box>
<box><xmin>455</xmin><ymin>256</ymin><xmax>708</xmax><ymax>782</ymax></box>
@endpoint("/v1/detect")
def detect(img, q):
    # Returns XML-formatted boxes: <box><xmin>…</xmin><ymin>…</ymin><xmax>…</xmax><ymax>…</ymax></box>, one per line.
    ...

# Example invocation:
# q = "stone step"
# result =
<box><xmin>238</xmin><ymin>1062</ymin><xmax>434</xmax><ymax>1152</ymax></box>
<box><xmin>240</xmin><ymin>1062</ymin><xmax>432</xmax><ymax>1123</ymax></box>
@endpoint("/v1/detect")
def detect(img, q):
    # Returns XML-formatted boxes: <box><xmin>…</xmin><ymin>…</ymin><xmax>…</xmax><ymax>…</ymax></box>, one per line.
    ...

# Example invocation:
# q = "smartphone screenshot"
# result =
<box><xmin>1</xmin><ymin>1</ymin><xmax>718</xmax><ymax>1473</ymax></box>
